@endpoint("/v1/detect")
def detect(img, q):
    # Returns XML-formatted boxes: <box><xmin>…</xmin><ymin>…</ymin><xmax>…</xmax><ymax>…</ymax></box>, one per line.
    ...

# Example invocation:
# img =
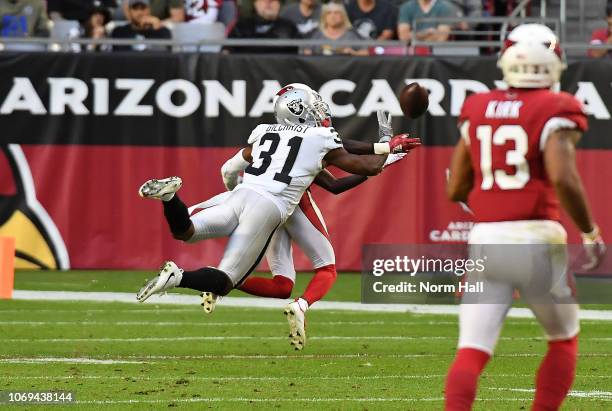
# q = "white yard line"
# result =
<box><xmin>0</xmin><ymin>357</ymin><xmax>146</xmax><ymax>364</ymax></box>
<box><xmin>9</xmin><ymin>290</ymin><xmax>612</xmax><ymax>320</ymax></box>
<box><xmin>1</xmin><ymin>318</ymin><xmax>609</xmax><ymax>326</ymax></box>
<box><xmin>0</xmin><ymin>320</ymin><xmax>457</xmax><ymax>326</ymax></box>
<box><xmin>3</xmin><ymin>373</ymin><xmax>610</xmax><ymax>381</ymax></box>
<box><xmin>4</xmin><ymin>374</ymin><xmax>448</xmax><ymax>381</ymax></box>
<box><xmin>69</xmin><ymin>397</ymin><xmax>605</xmax><ymax>404</ymax></box>
<box><xmin>72</xmin><ymin>397</ymin><xmax>447</xmax><ymax>404</ymax></box>
<box><xmin>2</xmin><ymin>353</ymin><xmax>612</xmax><ymax>362</ymax></box>
<box><xmin>2</xmin><ymin>335</ymin><xmax>612</xmax><ymax>343</ymax></box>
<box><xmin>486</xmin><ymin>387</ymin><xmax>612</xmax><ymax>400</ymax></box>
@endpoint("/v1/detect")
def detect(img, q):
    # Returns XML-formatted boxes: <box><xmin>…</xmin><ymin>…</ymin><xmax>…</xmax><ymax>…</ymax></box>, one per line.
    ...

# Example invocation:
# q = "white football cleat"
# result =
<box><xmin>138</xmin><ymin>177</ymin><xmax>182</xmax><ymax>201</ymax></box>
<box><xmin>136</xmin><ymin>261</ymin><xmax>183</xmax><ymax>302</ymax></box>
<box><xmin>200</xmin><ymin>292</ymin><xmax>220</xmax><ymax>314</ymax></box>
<box><xmin>284</xmin><ymin>300</ymin><xmax>306</xmax><ymax>350</ymax></box>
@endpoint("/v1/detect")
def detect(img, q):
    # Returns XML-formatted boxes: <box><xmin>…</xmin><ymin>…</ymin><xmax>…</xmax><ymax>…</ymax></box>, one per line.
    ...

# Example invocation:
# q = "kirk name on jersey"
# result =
<box><xmin>484</xmin><ymin>100</ymin><xmax>523</xmax><ymax>119</ymax></box>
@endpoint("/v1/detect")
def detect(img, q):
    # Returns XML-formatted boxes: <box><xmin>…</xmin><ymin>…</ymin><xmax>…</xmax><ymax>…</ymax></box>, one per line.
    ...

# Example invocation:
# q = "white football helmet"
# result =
<box><xmin>274</xmin><ymin>84</ymin><xmax>331</xmax><ymax>127</ymax></box>
<box><xmin>497</xmin><ymin>24</ymin><xmax>566</xmax><ymax>89</ymax></box>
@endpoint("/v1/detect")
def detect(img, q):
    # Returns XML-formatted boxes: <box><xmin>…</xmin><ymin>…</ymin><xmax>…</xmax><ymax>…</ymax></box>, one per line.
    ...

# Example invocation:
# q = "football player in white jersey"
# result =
<box><xmin>200</xmin><ymin>90</ymin><xmax>408</xmax><ymax>350</ymax></box>
<box><xmin>135</xmin><ymin>85</ymin><xmax>419</xmax><ymax>304</ymax></box>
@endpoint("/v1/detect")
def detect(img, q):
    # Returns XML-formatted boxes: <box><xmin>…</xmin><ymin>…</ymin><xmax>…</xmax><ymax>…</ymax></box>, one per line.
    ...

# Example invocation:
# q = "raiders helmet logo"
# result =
<box><xmin>287</xmin><ymin>99</ymin><xmax>304</xmax><ymax>116</ymax></box>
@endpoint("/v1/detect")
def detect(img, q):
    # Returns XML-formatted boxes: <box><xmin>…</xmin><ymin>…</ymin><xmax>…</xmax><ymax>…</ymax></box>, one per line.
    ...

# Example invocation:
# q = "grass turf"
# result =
<box><xmin>1</xmin><ymin>271</ymin><xmax>611</xmax><ymax>410</ymax></box>
<box><xmin>12</xmin><ymin>270</ymin><xmax>361</xmax><ymax>301</ymax></box>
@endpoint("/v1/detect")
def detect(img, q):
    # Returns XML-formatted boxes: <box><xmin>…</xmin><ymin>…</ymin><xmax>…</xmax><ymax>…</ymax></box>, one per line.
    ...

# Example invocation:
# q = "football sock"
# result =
<box><xmin>179</xmin><ymin>267</ymin><xmax>233</xmax><ymax>296</ymax></box>
<box><xmin>444</xmin><ymin>347</ymin><xmax>491</xmax><ymax>411</ymax></box>
<box><xmin>162</xmin><ymin>194</ymin><xmax>191</xmax><ymax>236</ymax></box>
<box><xmin>532</xmin><ymin>336</ymin><xmax>578</xmax><ymax>411</ymax></box>
<box><xmin>296</xmin><ymin>297</ymin><xmax>308</xmax><ymax>312</ymax></box>
<box><xmin>301</xmin><ymin>264</ymin><xmax>337</xmax><ymax>306</ymax></box>
<box><xmin>238</xmin><ymin>275</ymin><xmax>294</xmax><ymax>299</ymax></box>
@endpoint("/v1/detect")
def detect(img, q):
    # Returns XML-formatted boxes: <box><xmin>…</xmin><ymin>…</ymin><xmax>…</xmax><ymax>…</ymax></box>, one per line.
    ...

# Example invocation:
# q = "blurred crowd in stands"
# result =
<box><xmin>0</xmin><ymin>0</ymin><xmax>610</xmax><ymax>56</ymax></box>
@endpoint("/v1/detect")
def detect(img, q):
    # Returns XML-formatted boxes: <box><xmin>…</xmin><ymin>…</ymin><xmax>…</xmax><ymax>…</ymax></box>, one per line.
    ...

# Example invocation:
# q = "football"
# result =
<box><xmin>399</xmin><ymin>82</ymin><xmax>429</xmax><ymax>118</ymax></box>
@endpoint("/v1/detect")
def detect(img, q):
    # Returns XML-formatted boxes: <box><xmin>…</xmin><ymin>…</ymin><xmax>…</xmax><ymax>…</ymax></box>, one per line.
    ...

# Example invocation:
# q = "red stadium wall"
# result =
<box><xmin>12</xmin><ymin>145</ymin><xmax>612</xmax><ymax>271</ymax></box>
<box><xmin>1</xmin><ymin>53</ymin><xmax>611</xmax><ymax>272</ymax></box>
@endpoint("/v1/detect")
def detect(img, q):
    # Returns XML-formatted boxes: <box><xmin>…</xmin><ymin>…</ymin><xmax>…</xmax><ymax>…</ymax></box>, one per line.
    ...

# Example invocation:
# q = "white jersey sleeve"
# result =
<box><xmin>299</xmin><ymin>126</ymin><xmax>344</xmax><ymax>171</ymax></box>
<box><xmin>247</xmin><ymin>124</ymin><xmax>268</xmax><ymax>145</ymax></box>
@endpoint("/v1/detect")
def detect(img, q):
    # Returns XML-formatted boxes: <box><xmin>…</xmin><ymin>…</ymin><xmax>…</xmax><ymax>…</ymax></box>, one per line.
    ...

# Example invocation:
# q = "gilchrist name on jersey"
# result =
<box><xmin>239</xmin><ymin>124</ymin><xmax>343</xmax><ymax>219</ymax></box>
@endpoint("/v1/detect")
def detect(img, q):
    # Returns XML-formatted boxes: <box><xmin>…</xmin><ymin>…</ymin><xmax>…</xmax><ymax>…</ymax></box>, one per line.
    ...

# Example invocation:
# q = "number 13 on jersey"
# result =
<box><xmin>476</xmin><ymin>125</ymin><xmax>530</xmax><ymax>190</ymax></box>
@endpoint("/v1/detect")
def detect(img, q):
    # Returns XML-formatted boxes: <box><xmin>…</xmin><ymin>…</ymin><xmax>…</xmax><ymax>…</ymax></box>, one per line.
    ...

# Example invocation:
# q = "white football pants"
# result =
<box><xmin>459</xmin><ymin>220</ymin><xmax>580</xmax><ymax>355</ymax></box>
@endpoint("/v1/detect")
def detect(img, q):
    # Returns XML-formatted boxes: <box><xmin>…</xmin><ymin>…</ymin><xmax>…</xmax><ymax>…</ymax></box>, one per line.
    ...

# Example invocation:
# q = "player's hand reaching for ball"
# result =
<box><xmin>581</xmin><ymin>225</ymin><xmax>606</xmax><ymax>270</ymax></box>
<box><xmin>389</xmin><ymin>134</ymin><xmax>421</xmax><ymax>154</ymax></box>
<box><xmin>377</xmin><ymin>110</ymin><xmax>393</xmax><ymax>143</ymax></box>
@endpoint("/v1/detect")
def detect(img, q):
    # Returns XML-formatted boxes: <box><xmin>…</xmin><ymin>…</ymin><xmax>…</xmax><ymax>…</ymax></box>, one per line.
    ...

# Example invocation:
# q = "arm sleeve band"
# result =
<box><xmin>373</xmin><ymin>142</ymin><xmax>391</xmax><ymax>155</ymax></box>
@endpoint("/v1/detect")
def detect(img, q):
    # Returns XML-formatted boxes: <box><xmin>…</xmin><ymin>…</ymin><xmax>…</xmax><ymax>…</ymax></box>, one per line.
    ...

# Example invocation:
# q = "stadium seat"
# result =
<box><xmin>172</xmin><ymin>22</ymin><xmax>226</xmax><ymax>53</ymax></box>
<box><xmin>217</xmin><ymin>0</ymin><xmax>239</xmax><ymax>36</ymax></box>
<box><xmin>51</xmin><ymin>20</ymin><xmax>80</xmax><ymax>40</ymax></box>
<box><xmin>0</xmin><ymin>42</ymin><xmax>47</xmax><ymax>52</ymax></box>
<box><xmin>432</xmin><ymin>46</ymin><xmax>480</xmax><ymax>56</ymax></box>
<box><xmin>50</xmin><ymin>20</ymin><xmax>81</xmax><ymax>52</ymax></box>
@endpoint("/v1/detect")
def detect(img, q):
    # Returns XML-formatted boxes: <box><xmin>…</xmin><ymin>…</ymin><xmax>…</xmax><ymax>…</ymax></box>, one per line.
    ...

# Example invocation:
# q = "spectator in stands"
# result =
<box><xmin>397</xmin><ymin>0</ymin><xmax>454</xmax><ymax>43</ymax></box>
<box><xmin>83</xmin><ymin>5</ymin><xmax>112</xmax><ymax>50</ymax></box>
<box><xmin>184</xmin><ymin>0</ymin><xmax>221</xmax><ymax>24</ymax></box>
<box><xmin>227</xmin><ymin>0</ymin><xmax>300</xmax><ymax>53</ymax></box>
<box><xmin>111</xmin><ymin>0</ymin><xmax>171</xmax><ymax>50</ymax></box>
<box><xmin>448</xmin><ymin>0</ymin><xmax>482</xmax><ymax>33</ymax></box>
<box><xmin>0</xmin><ymin>0</ymin><xmax>49</xmax><ymax>37</ymax></box>
<box><xmin>122</xmin><ymin>0</ymin><xmax>185</xmax><ymax>23</ymax></box>
<box><xmin>589</xmin><ymin>5</ymin><xmax>612</xmax><ymax>58</ymax></box>
<box><xmin>345</xmin><ymin>0</ymin><xmax>397</xmax><ymax>40</ymax></box>
<box><xmin>281</xmin><ymin>0</ymin><xmax>321</xmax><ymax>36</ymax></box>
<box><xmin>48</xmin><ymin>0</ymin><xmax>117</xmax><ymax>24</ymax></box>
<box><xmin>304</xmin><ymin>1</ymin><xmax>367</xmax><ymax>55</ymax></box>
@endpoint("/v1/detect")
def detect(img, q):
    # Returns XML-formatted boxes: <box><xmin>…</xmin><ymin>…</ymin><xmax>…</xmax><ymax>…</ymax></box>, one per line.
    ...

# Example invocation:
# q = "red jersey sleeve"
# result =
<box><xmin>458</xmin><ymin>93</ymin><xmax>482</xmax><ymax>144</ymax></box>
<box><xmin>458</xmin><ymin>93</ymin><xmax>479</xmax><ymax>126</ymax></box>
<box><xmin>553</xmin><ymin>92</ymin><xmax>588</xmax><ymax>131</ymax></box>
<box><xmin>539</xmin><ymin>92</ymin><xmax>588</xmax><ymax>151</ymax></box>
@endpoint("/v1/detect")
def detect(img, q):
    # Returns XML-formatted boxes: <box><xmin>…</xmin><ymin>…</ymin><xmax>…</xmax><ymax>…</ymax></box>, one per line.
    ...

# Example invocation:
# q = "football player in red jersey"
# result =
<box><xmin>445</xmin><ymin>24</ymin><xmax>606</xmax><ymax>411</ymax></box>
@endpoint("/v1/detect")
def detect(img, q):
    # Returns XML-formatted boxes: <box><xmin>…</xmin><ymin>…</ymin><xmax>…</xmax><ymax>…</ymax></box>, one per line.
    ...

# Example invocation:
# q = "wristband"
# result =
<box><xmin>581</xmin><ymin>225</ymin><xmax>601</xmax><ymax>242</ymax></box>
<box><xmin>373</xmin><ymin>142</ymin><xmax>390</xmax><ymax>155</ymax></box>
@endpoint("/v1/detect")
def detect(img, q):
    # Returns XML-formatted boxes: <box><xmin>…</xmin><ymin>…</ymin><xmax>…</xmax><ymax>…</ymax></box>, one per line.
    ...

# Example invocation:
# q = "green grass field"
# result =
<box><xmin>1</xmin><ymin>271</ymin><xmax>611</xmax><ymax>410</ymax></box>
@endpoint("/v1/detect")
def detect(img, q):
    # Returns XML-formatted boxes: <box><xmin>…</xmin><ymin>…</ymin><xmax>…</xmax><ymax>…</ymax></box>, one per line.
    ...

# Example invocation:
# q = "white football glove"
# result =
<box><xmin>383</xmin><ymin>153</ymin><xmax>406</xmax><ymax>168</ymax></box>
<box><xmin>377</xmin><ymin>109</ymin><xmax>393</xmax><ymax>143</ymax></box>
<box><xmin>581</xmin><ymin>225</ymin><xmax>606</xmax><ymax>270</ymax></box>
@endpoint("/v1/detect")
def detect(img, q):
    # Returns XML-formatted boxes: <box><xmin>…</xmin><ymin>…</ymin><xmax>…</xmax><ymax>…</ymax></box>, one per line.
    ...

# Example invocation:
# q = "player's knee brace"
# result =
<box><xmin>179</xmin><ymin>267</ymin><xmax>234</xmax><ymax>296</ymax></box>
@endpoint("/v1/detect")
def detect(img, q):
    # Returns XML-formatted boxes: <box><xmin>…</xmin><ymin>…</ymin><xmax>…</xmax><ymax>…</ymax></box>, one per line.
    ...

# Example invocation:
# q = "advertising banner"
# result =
<box><xmin>0</xmin><ymin>53</ymin><xmax>610</xmax><ymax>271</ymax></box>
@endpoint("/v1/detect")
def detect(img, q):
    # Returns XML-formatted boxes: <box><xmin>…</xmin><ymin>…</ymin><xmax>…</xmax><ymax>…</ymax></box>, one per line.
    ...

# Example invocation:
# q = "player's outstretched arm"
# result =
<box><xmin>340</xmin><ymin>109</ymin><xmax>397</xmax><ymax>155</ymax></box>
<box><xmin>313</xmin><ymin>169</ymin><xmax>368</xmax><ymax>195</ymax></box>
<box><xmin>544</xmin><ymin>130</ymin><xmax>595</xmax><ymax>234</ymax></box>
<box><xmin>220</xmin><ymin>147</ymin><xmax>253</xmax><ymax>190</ymax></box>
<box><xmin>342</xmin><ymin>139</ymin><xmax>376</xmax><ymax>155</ymax></box>
<box><xmin>323</xmin><ymin>147</ymin><xmax>386</xmax><ymax>176</ymax></box>
<box><xmin>343</xmin><ymin>135</ymin><xmax>420</xmax><ymax>156</ymax></box>
<box><xmin>447</xmin><ymin>138</ymin><xmax>474</xmax><ymax>202</ymax></box>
